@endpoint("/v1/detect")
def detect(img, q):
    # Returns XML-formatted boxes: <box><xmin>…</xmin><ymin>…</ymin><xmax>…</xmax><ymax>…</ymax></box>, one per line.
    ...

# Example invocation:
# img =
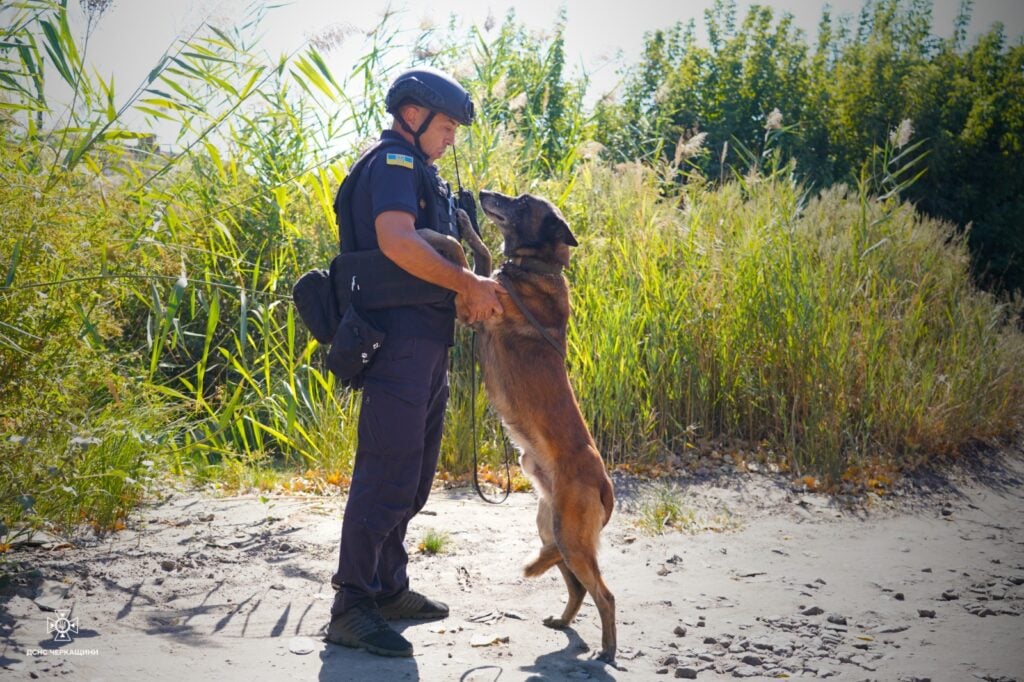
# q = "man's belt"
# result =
<box><xmin>330</xmin><ymin>249</ymin><xmax>452</xmax><ymax>312</ymax></box>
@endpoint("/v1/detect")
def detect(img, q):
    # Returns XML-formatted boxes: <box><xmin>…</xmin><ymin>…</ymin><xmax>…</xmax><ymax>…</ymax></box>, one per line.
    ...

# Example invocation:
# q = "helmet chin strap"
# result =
<box><xmin>398</xmin><ymin>109</ymin><xmax>436</xmax><ymax>156</ymax></box>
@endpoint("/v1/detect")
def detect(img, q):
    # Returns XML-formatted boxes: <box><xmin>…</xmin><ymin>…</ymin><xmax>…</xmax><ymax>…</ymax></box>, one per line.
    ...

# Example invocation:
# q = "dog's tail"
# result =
<box><xmin>523</xmin><ymin>543</ymin><xmax>562</xmax><ymax>578</ymax></box>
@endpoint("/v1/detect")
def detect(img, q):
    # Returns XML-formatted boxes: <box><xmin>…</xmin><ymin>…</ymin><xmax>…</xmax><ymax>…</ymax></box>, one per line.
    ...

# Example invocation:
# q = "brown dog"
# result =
<box><xmin>473</xmin><ymin>189</ymin><xmax>617</xmax><ymax>663</ymax></box>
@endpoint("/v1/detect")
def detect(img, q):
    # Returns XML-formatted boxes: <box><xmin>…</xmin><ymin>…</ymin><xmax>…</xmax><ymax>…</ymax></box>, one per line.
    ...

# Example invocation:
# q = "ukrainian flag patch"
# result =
<box><xmin>386</xmin><ymin>152</ymin><xmax>414</xmax><ymax>169</ymax></box>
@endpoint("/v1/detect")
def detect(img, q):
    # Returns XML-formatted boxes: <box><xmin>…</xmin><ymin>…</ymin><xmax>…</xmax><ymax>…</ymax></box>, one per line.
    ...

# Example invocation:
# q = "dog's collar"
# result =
<box><xmin>503</xmin><ymin>255</ymin><xmax>564</xmax><ymax>276</ymax></box>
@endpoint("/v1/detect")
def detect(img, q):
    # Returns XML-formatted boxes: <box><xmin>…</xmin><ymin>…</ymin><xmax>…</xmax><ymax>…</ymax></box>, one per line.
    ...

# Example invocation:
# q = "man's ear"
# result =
<box><xmin>543</xmin><ymin>212</ymin><xmax>578</xmax><ymax>247</ymax></box>
<box><xmin>398</xmin><ymin>102</ymin><xmax>423</xmax><ymax>128</ymax></box>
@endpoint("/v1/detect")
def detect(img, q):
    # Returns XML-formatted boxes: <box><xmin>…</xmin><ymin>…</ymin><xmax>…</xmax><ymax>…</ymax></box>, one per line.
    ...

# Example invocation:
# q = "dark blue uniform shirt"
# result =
<box><xmin>349</xmin><ymin>131</ymin><xmax>457</xmax><ymax>345</ymax></box>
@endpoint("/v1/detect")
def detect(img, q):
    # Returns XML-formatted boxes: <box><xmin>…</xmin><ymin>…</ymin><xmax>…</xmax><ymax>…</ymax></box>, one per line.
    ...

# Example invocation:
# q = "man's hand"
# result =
<box><xmin>457</xmin><ymin>274</ymin><xmax>504</xmax><ymax>325</ymax></box>
<box><xmin>376</xmin><ymin>210</ymin><xmax>504</xmax><ymax>323</ymax></box>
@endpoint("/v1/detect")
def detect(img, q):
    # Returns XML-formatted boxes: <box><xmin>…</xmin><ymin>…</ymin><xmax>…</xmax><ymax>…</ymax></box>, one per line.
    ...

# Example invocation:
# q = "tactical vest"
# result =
<box><xmin>330</xmin><ymin>140</ymin><xmax>455</xmax><ymax>311</ymax></box>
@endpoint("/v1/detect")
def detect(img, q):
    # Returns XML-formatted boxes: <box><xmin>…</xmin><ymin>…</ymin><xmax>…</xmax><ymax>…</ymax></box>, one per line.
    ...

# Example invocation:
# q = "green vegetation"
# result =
<box><xmin>1</xmin><ymin>1</ymin><xmax>1022</xmax><ymax>543</ymax></box>
<box><xmin>634</xmin><ymin>484</ymin><xmax>738</xmax><ymax>535</ymax></box>
<box><xmin>635</xmin><ymin>484</ymin><xmax>693</xmax><ymax>535</ymax></box>
<box><xmin>596</xmin><ymin>0</ymin><xmax>1024</xmax><ymax>295</ymax></box>
<box><xmin>566</xmin><ymin>160</ymin><xmax>1023</xmax><ymax>477</ymax></box>
<box><xmin>417</xmin><ymin>528</ymin><xmax>451</xmax><ymax>555</ymax></box>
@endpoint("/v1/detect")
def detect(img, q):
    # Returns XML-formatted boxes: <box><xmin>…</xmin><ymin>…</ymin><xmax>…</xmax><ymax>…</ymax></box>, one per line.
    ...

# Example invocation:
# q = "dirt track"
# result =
<box><xmin>2</xmin><ymin>449</ymin><xmax>1022</xmax><ymax>681</ymax></box>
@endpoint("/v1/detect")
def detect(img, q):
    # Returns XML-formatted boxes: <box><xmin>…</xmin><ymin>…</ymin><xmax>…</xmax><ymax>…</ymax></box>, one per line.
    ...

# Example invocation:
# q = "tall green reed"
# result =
<box><xmin>561</xmin><ymin>156</ymin><xmax>1023</xmax><ymax>478</ymax></box>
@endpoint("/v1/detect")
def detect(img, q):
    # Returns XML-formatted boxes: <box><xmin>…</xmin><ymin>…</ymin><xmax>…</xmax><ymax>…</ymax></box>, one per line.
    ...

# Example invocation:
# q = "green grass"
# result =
<box><xmin>634</xmin><ymin>484</ymin><xmax>740</xmax><ymax>535</ymax></box>
<box><xmin>417</xmin><ymin>528</ymin><xmax>451</xmax><ymax>555</ymax></box>
<box><xmin>636</xmin><ymin>485</ymin><xmax>693</xmax><ymax>535</ymax></box>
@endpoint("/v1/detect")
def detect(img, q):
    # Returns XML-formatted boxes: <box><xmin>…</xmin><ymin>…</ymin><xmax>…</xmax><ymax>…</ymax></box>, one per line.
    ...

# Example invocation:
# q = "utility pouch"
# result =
<box><xmin>291</xmin><ymin>268</ymin><xmax>340</xmax><ymax>344</ymax></box>
<box><xmin>326</xmin><ymin>305</ymin><xmax>386</xmax><ymax>389</ymax></box>
<box><xmin>329</xmin><ymin>247</ymin><xmax>452</xmax><ymax>311</ymax></box>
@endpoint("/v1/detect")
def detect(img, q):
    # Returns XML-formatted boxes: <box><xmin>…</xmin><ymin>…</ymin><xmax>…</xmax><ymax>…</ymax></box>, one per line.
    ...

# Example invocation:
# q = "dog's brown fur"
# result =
<box><xmin>473</xmin><ymin>189</ymin><xmax>617</xmax><ymax>663</ymax></box>
<box><xmin>418</xmin><ymin>209</ymin><xmax>491</xmax><ymax>277</ymax></box>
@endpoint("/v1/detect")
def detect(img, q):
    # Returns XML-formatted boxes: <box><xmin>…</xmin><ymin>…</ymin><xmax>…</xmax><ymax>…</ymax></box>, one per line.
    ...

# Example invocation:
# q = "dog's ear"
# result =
<box><xmin>542</xmin><ymin>212</ymin><xmax>578</xmax><ymax>247</ymax></box>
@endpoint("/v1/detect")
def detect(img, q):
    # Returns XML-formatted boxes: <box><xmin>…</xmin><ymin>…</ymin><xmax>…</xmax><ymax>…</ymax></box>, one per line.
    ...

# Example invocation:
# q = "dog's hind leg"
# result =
<box><xmin>524</xmin><ymin>497</ymin><xmax>588</xmax><ymax>629</ymax></box>
<box><xmin>563</xmin><ymin>553</ymin><xmax>615</xmax><ymax>662</ymax></box>
<box><xmin>543</xmin><ymin>562</ymin><xmax>586</xmax><ymax>630</ymax></box>
<box><xmin>552</xmin><ymin>493</ymin><xmax>617</xmax><ymax>663</ymax></box>
<box><xmin>524</xmin><ymin>497</ymin><xmax>560</xmax><ymax>577</ymax></box>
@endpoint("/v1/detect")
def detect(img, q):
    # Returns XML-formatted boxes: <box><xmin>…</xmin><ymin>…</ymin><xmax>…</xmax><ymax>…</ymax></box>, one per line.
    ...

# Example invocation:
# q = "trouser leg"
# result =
<box><xmin>331</xmin><ymin>337</ymin><xmax>448</xmax><ymax>616</ymax></box>
<box><xmin>376</xmin><ymin>351</ymin><xmax>449</xmax><ymax>599</ymax></box>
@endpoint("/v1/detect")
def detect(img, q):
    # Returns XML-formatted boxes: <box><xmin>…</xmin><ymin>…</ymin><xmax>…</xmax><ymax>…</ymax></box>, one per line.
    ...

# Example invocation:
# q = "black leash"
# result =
<box><xmin>468</xmin><ymin>331</ymin><xmax>513</xmax><ymax>504</ymax></box>
<box><xmin>467</xmin><ymin>271</ymin><xmax>566</xmax><ymax>504</ymax></box>
<box><xmin>451</xmin><ymin>145</ymin><xmax>513</xmax><ymax>505</ymax></box>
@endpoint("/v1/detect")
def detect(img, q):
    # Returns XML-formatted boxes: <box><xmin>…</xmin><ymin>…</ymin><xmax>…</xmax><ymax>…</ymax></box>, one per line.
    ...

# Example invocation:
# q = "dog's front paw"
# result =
<box><xmin>542</xmin><ymin>616</ymin><xmax>570</xmax><ymax>629</ymax></box>
<box><xmin>595</xmin><ymin>648</ymin><xmax>616</xmax><ymax>664</ymax></box>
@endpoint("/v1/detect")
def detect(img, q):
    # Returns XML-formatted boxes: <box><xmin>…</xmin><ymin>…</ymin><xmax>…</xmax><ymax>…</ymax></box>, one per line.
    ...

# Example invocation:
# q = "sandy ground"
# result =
<box><xmin>1</xmin><ymin>447</ymin><xmax>1023</xmax><ymax>682</ymax></box>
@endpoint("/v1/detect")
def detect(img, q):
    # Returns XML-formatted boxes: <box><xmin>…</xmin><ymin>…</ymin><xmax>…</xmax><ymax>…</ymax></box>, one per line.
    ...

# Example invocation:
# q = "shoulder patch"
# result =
<box><xmin>385</xmin><ymin>152</ymin><xmax>415</xmax><ymax>169</ymax></box>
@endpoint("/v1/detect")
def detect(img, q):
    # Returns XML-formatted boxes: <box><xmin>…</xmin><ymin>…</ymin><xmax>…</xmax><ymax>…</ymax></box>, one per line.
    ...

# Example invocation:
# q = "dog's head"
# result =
<box><xmin>479</xmin><ymin>190</ymin><xmax>578</xmax><ymax>266</ymax></box>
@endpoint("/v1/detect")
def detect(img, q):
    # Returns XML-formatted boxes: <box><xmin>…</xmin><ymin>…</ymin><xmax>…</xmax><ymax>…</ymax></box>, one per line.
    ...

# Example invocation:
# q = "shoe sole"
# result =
<box><xmin>379</xmin><ymin>609</ymin><xmax>449</xmax><ymax>621</ymax></box>
<box><xmin>324</xmin><ymin>634</ymin><xmax>413</xmax><ymax>658</ymax></box>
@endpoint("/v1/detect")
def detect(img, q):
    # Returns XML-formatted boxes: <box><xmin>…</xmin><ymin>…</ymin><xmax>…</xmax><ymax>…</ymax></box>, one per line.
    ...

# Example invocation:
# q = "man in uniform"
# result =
<box><xmin>325</xmin><ymin>67</ymin><xmax>504</xmax><ymax>658</ymax></box>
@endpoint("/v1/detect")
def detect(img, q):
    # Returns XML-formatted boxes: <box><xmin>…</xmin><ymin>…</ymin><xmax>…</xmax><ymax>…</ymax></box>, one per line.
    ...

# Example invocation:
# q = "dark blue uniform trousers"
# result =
<box><xmin>331</xmin><ymin>336</ymin><xmax>449</xmax><ymax>616</ymax></box>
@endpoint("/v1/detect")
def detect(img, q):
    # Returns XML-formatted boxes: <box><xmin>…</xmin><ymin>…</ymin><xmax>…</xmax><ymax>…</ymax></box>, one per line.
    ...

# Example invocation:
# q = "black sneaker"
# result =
<box><xmin>324</xmin><ymin>602</ymin><xmax>413</xmax><ymax>657</ymax></box>
<box><xmin>376</xmin><ymin>590</ymin><xmax>449</xmax><ymax>621</ymax></box>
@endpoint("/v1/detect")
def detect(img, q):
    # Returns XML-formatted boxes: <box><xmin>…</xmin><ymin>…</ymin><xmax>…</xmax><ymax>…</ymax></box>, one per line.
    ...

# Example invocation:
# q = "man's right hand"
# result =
<box><xmin>457</xmin><ymin>274</ymin><xmax>505</xmax><ymax>325</ymax></box>
<box><xmin>375</xmin><ymin>210</ymin><xmax>505</xmax><ymax>324</ymax></box>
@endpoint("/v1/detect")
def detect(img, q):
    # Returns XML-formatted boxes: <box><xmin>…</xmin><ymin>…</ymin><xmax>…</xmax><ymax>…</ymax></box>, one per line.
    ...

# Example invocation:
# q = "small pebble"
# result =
<box><xmin>288</xmin><ymin>637</ymin><xmax>317</xmax><ymax>655</ymax></box>
<box><xmin>733</xmin><ymin>665</ymin><xmax>761</xmax><ymax>678</ymax></box>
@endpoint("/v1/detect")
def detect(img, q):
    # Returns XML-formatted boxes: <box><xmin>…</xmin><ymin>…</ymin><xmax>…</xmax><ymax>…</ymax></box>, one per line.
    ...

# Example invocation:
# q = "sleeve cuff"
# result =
<box><xmin>372</xmin><ymin>202</ymin><xmax>419</xmax><ymax>221</ymax></box>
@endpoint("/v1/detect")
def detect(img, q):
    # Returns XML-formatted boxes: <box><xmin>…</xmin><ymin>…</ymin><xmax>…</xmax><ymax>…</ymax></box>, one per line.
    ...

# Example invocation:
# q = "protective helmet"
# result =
<box><xmin>385</xmin><ymin>67</ymin><xmax>475</xmax><ymax>125</ymax></box>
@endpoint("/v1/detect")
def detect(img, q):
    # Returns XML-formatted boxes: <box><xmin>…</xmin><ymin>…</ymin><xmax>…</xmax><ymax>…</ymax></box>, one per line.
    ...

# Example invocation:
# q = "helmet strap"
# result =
<box><xmin>397</xmin><ymin>108</ymin><xmax>436</xmax><ymax>156</ymax></box>
<box><xmin>452</xmin><ymin>142</ymin><xmax>462</xmax><ymax>192</ymax></box>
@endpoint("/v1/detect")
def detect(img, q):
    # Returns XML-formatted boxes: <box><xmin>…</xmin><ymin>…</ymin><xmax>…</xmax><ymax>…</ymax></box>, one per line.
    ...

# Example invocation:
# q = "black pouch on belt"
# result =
<box><xmin>291</xmin><ymin>268</ymin><xmax>340</xmax><ymax>344</ymax></box>
<box><xmin>326</xmin><ymin>305</ymin><xmax>386</xmax><ymax>389</ymax></box>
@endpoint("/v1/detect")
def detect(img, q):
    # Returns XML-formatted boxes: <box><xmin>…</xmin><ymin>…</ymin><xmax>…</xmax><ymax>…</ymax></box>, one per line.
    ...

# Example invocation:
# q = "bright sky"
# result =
<box><xmin>59</xmin><ymin>0</ymin><xmax>1024</xmax><ymax>140</ymax></box>
<box><xmin>78</xmin><ymin>1</ymin><xmax>1024</xmax><ymax>85</ymax></box>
